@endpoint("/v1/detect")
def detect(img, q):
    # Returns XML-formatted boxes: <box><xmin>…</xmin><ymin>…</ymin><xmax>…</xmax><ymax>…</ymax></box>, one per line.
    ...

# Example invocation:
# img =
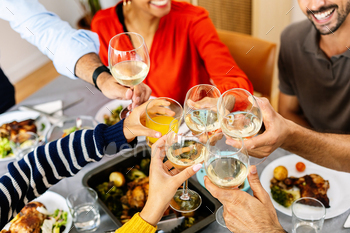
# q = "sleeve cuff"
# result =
<box><xmin>94</xmin><ymin>119</ymin><xmax>138</xmax><ymax>155</ymax></box>
<box><xmin>116</xmin><ymin>213</ymin><xmax>157</xmax><ymax>233</ymax></box>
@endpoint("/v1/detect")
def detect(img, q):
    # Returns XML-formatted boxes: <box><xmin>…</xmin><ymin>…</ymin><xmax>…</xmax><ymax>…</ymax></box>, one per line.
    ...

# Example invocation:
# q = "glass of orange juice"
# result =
<box><xmin>146</xmin><ymin>97</ymin><xmax>183</xmax><ymax>147</ymax></box>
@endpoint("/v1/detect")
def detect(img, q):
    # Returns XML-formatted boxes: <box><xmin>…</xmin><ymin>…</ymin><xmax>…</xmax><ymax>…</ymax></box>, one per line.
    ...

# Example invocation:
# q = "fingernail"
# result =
<box><xmin>192</xmin><ymin>164</ymin><xmax>202</xmax><ymax>172</ymax></box>
<box><xmin>250</xmin><ymin>166</ymin><xmax>257</xmax><ymax>174</ymax></box>
<box><xmin>155</xmin><ymin>132</ymin><xmax>161</xmax><ymax>138</ymax></box>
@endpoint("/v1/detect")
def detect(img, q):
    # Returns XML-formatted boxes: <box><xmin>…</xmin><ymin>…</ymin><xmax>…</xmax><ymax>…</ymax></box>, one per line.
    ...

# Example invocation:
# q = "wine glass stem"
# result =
<box><xmin>180</xmin><ymin>179</ymin><xmax>190</xmax><ymax>201</ymax></box>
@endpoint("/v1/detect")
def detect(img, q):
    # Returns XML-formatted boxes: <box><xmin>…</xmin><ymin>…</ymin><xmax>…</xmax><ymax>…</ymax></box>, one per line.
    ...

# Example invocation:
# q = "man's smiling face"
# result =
<box><xmin>298</xmin><ymin>0</ymin><xmax>350</xmax><ymax>34</ymax></box>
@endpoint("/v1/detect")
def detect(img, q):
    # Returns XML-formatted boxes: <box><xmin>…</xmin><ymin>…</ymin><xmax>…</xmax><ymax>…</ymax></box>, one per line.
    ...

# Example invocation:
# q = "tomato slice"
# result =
<box><xmin>296</xmin><ymin>162</ymin><xmax>306</xmax><ymax>172</ymax></box>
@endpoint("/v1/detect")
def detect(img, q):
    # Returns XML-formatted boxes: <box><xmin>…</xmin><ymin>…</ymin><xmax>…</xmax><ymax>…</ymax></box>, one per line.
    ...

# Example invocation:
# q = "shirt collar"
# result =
<box><xmin>303</xmin><ymin>24</ymin><xmax>350</xmax><ymax>59</ymax></box>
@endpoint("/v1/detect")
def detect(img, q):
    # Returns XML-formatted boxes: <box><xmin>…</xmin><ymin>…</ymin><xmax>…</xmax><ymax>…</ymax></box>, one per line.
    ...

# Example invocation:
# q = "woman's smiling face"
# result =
<box><xmin>131</xmin><ymin>0</ymin><xmax>171</xmax><ymax>18</ymax></box>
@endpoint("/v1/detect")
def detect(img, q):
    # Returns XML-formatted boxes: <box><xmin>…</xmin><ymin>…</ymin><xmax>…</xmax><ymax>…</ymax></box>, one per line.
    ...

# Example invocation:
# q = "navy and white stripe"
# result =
<box><xmin>0</xmin><ymin>119</ymin><xmax>136</xmax><ymax>228</ymax></box>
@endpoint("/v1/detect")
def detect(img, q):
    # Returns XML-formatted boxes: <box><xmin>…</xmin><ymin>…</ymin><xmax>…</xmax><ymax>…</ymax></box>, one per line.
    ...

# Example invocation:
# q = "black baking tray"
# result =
<box><xmin>82</xmin><ymin>145</ymin><xmax>221</xmax><ymax>232</ymax></box>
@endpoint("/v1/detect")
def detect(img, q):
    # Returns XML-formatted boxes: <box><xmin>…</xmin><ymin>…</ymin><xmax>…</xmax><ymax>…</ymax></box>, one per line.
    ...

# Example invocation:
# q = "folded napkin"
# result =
<box><xmin>19</xmin><ymin>100</ymin><xmax>63</xmax><ymax>124</ymax></box>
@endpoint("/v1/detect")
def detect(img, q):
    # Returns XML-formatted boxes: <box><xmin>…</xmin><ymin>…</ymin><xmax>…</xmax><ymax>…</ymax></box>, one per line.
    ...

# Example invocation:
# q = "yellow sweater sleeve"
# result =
<box><xmin>115</xmin><ymin>213</ymin><xmax>157</xmax><ymax>233</ymax></box>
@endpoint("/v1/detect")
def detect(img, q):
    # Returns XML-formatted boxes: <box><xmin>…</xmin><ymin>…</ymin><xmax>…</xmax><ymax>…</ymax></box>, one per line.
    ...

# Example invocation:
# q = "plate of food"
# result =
<box><xmin>1</xmin><ymin>191</ymin><xmax>72</xmax><ymax>233</ymax></box>
<box><xmin>260</xmin><ymin>154</ymin><xmax>350</xmax><ymax>219</ymax></box>
<box><xmin>95</xmin><ymin>99</ymin><xmax>131</xmax><ymax>126</ymax></box>
<box><xmin>0</xmin><ymin>111</ymin><xmax>50</xmax><ymax>161</ymax></box>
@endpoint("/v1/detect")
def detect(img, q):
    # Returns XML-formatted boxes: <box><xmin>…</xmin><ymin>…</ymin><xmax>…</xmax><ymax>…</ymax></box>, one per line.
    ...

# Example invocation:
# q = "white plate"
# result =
<box><xmin>260</xmin><ymin>154</ymin><xmax>350</xmax><ymax>219</ymax></box>
<box><xmin>2</xmin><ymin>191</ymin><xmax>72</xmax><ymax>232</ymax></box>
<box><xmin>0</xmin><ymin>110</ymin><xmax>51</xmax><ymax>161</ymax></box>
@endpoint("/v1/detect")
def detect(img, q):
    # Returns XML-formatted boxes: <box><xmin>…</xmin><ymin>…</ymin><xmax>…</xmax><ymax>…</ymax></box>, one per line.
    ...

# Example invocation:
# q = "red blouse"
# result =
<box><xmin>91</xmin><ymin>1</ymin><xmax>253</xmax><ymax>104</ymax></box>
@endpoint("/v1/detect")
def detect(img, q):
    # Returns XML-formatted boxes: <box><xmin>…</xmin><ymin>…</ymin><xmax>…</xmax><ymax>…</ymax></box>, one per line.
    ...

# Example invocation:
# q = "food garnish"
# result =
<box><xmin>296</xmin><ymin>162</ymin><xmax>306</xmax><ymax>172</ymax></box>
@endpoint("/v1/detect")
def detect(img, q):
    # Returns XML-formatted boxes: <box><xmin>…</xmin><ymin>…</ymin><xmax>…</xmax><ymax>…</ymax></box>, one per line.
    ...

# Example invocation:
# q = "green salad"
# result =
<box><xmin>39</xmin><ymin>208</ymin><xmax>69</xmax><ymax>233</ymax></box>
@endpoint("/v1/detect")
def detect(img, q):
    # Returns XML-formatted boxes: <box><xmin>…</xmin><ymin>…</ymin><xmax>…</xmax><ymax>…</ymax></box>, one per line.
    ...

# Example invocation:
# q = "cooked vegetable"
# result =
<box><xmin>126</xmin><ymin>168</ymin><xmax>146</xmax><ymax>181</ymax></box>
<box><xmin>109</xmin><ymin>172</ymin><xmax>126</xmax><ymax>187</ymax></box>
<box><xmin>0</xmin><ymin>137</ymin><xmax>12</xmax><ymax>158</ymax></box>
<box><xmin>96</xmin><ymin>182</ymin><xmax>124</xmax><ymax>217</ymax></box>
<box><xmin>62</xmin><ymin>126</ymin><xmax>78</xmax><ymax>138</ymax></box>
<box><xmin>273</xmin><ymin>166</ymin><xmax>288</xmax><ymax>181</ymax></box>
<box><xmin>271</xmin><ymin>185</ymin><xmax>300</xmax><ymax>207</ymax></box>
<box><xmin>296</xmin><ymin>162</ymin><xmax>306</xmax><ymax>172</ymax></box>
<box><xmin>104</xmin><ymin>105</ymin><xmax>123</xmax><ymax>126</ymax></box>
<box><xmin>140</xmin><ymin>158</ymin><xmax>151</xmax><ymax>176</ymax></box>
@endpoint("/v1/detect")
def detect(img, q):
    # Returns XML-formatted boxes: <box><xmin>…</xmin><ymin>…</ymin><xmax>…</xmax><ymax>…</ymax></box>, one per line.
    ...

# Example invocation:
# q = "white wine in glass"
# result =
<box><xmin>204</xmin><ymin>132</ymin><xmax>249</xmax><ymax>227</ymax></box>
<box><xmin>184</xmin><ymin>84</ymin><xmax>221</xmax><ymax>136</ymax></box>
<box><xmin>110</xmin><ymin>60</ymin><xmax>149</xmax><ymax>87</ymax></box>
<box><xmin>184</xmin><ymin>109</ymin><xmax>220</xmax><ymax>136</ymax></box>
<box><xmin>217</xmin><ymin>88</ymin><xmax>262</xmax><ymax>140</ymax></box>
<box><xmin>206</xmin><ymin>157</ymin><xmax>248</xmax><ymax>188</ymax></box>
<box><xmin>108</xmin><ymin>32</ymin><xmax>150</xmax><ymax>118</ymax></box>
<box><xmin>166</xmin><ymin>119</ymin><xmax>209</xmax><ymax>213</ymax></box>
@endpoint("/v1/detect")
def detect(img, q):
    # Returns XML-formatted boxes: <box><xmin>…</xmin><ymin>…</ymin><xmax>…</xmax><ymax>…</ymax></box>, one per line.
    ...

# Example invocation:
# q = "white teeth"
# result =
<box><xmin>314</xmin><ymin>8</ymin><xmax>334</xmax><ymax>20</ymax></box>
<box><xmin>150</xmin><ymin>0</ymin><xmax>167</xmax><ymax>6</ymax></box>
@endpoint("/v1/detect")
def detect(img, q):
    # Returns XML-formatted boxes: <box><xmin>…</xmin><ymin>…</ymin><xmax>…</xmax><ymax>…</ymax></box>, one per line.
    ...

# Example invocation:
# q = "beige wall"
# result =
<box><xmin>252</xmin><ymin>0</ymin><xmax>293</xmax><ymax>109</ymax></box>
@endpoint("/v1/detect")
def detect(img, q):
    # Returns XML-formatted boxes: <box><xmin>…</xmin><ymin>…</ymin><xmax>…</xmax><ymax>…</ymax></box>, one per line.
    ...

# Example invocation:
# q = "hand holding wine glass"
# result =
<box><xmin>204</xmin><ymin>166</ymin><xmax>284</xmax><ymax>232</ymax></box>
<box><xmin>108</xmin><ymin>32</ymin><xmax>150</xmax><ymax>118</ymax></box>
<box><xmin>204</xmin><ymin>132</ymin><xmax>250</xmax><ymax>227</ymax></box>
<box><xmin>139</xmin><ymin>136</ymin><xmax>202</xmax><ymax>226</ymax></box>
<box><xmin>165</xmin><ymin>118</ymin><xmax>209</xmax><ymax>213</ymax></box>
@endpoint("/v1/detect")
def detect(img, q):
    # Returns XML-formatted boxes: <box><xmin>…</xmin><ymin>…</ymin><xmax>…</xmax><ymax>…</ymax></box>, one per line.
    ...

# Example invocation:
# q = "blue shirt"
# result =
<box><xmin>0</xmin><ymin>0</ymin><xmax>100</xmax><ymax>79</ymax></box>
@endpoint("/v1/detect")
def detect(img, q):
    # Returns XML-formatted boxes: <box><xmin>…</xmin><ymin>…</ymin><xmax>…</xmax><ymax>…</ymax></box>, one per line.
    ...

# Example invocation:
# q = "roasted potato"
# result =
<box><xmin>109</xmin><ymin>172</ymin><xmax>126</xmax><ymax>187</ymax></box>
<box><xmin>273</xmin><ymin>166</ymin><xmax>288</xmax><ymax>181</ymax></box>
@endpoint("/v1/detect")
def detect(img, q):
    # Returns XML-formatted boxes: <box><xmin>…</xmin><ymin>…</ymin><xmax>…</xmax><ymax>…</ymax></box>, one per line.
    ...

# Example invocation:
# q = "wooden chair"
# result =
<box><xmin>217</xmin><ymin>29</ymin><xmax>277</xmax><ymax>100</ymax></box>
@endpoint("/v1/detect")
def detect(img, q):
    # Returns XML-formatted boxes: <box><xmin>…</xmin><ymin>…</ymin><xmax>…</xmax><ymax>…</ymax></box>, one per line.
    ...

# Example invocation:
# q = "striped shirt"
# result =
<box><xmin>0</xmin><ymin>119</ymin><xmax>136</xmax><ymax>228</ymax></box>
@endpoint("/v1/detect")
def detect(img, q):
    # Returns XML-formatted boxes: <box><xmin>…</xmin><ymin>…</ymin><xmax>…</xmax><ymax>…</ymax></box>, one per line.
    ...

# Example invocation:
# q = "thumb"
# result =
<box><xmin>125</xmin><ymin>88</ymin><xmax>133</xmax><ymax>100</ymax></box>
<box><xmin>204</xmin><ymin>176</ymin><xmax>222</xmax><ymax>199</ymax></box>
<box><xmin>174</xmin><ymin>164</ymin><xmax>202</xmax><ymax>187</ymax></box>
<box><xmin>248</xmin><ymin>166</ymin><xmax>270</xmax><ymax>204</ymax></box>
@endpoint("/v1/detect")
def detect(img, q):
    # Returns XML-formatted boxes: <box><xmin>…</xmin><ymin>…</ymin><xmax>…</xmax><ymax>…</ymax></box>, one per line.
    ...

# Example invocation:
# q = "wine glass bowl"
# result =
<box><xmin>204</xmin><ymin>132</ymin><xmax>249</xmax><ymax>189</ymax></box>
<box><xmin>184</xmin><ymin>84</ymin><xmax>221</xmax><ymax>136</ymax></box>
<box><xmin>108</xmin><ymin>32</ymin><xmax>150</xmax><ymax>87</ymax></box>
<box><xmin>145</xmin><ymin>97</ymin><xmax>183</xmax><ymax>147</ymax></box>
<box><xmin>204</xmin><ymin>132</ymin><xmax>249</xmax><ymax>227</ymax></box>
<box><xmin>108</xmin><ymin>32</ymin><xmax>150</xmax><ymax>119</ymax></box>
<box><xmin>217</xmin><ymin>88</ymin><xmax>262</xmax><ymax>140</ymax></box>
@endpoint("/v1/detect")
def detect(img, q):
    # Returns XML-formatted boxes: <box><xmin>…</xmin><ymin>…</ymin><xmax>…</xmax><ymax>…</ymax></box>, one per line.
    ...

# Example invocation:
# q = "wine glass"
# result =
<box><xmin>166</xmin><ymin>118</ymin><xmax>209</xmax><ymax>213</ymax></box>
<box><xmin>204</xmin><ymin>132</ymin><xmax>249</xmax><ymax>227</ymax></box>
<box><xmin>217</xmin><ymin>88</ymin><xmax>262</xmax><ymax>140</ymax></box>
<box><xmin>145</xmin><ymin>97</ymin><xmax>183</xmax><ymax>147</ymax></box>
<box><xmin>108</xmin><ymin>32</ymin><xmax>150</xmax><ymax>119</ymax></box>
<box><xmin>184</xmin><ymin>84</ymin><xmax>221</xmax><ymax>136</ymax></box>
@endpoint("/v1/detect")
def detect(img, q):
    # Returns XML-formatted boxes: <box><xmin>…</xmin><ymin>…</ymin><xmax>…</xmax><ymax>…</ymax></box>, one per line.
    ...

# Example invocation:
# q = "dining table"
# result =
<box><xmin>1</xmin><ymin>75</ymin><xmax>349</xmax><ymax>233</ymax></box>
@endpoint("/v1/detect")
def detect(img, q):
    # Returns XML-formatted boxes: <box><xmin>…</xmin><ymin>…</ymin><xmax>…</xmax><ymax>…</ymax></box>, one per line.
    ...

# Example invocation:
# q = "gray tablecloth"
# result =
<box><xmin>1</xmin><ymin>76</ymin><xmax>349</xmax><ymax>232</ymax></box>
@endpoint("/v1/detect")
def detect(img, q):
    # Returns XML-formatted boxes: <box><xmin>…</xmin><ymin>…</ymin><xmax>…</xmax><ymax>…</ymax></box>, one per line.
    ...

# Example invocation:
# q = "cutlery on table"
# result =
<box><xmin>22</xmin><ymin>98</ymin><xmax>84</xmax><ymax>116</ymax></box>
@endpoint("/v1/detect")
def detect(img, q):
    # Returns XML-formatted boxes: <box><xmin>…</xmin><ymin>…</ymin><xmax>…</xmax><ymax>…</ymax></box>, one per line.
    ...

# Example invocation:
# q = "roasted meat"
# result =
<box><xmin>1</xmin><ymin>119</ymin><xmax>37</xmax><ymax>142</ymax></box>
<box><xmin>284</xmin><ymin>174</ymin><xmax>330</xmax><ymax>208</ymax></box>
<box><xmin>9</xmin><ymin>201</ymin><xmax>47</xmax><ymax>233</ymax></box>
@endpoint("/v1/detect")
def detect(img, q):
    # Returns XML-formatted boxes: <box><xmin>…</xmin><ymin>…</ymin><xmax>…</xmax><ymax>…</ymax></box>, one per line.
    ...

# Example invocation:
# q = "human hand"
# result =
<box><xmin>226</xmin><ymin>97</ymin><xmax>292</xmax><ymax>158</ymax></box>
<box><xmin>139</xmin><ymin>136</ymin><xmax>202</xmax><ymax>226</ymax></box>
<box><xmin>187</xmin><ymin>97</ymin><xmax>218</xmax><ymax>110</ymax></box>
<box><xmin>123</xmin><ymin>100</ymin><xmax>162</xmax><ymax>142</ymax></box>
<box><xmin>97</xmin><ymin>73</ymin><xmax>152</xmax><ymax>107</ymax></box>
<box><xmin>204</xmin><ymin>166</ymin><xmax>285</xmax><ymax>233</ymax></box>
